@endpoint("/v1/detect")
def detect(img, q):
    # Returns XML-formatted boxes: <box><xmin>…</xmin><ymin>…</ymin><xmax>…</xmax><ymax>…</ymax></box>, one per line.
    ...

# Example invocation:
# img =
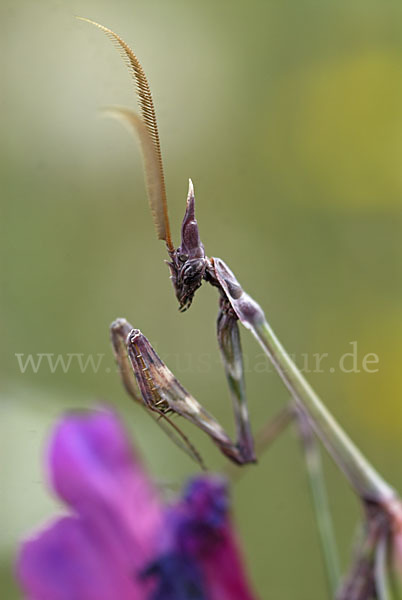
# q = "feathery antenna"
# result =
<box><xmin>77</xmin><ymin>17</ymin><xmax>174</xmax><ymax>251</ymax></box>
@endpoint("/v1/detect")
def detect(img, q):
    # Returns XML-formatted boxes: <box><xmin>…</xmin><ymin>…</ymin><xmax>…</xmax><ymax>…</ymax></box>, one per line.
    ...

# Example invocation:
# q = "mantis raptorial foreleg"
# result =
<box><xmin>110</xmin><ymin>318</ymin><xmax>254</xmax><ymax>466</ymax></box>
<box><xmin>217</xmin><ymin>299</ymin><xmax>256</xmax><ymax>463</ymax></box>
<box><xmin>110</xmin><ymin>318</ymin><xmax>206</xmax><ymax>468</ymax></box>
<box><xmin>110</xmin><ymin>318</ymin><xmax>142</xmax><ymax>403</ymax></box>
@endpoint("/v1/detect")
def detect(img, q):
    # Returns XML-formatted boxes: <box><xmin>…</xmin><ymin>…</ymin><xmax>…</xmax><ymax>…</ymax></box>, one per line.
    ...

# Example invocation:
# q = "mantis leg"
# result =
<box><xmin>110</xmin><ymin>318</ymin><xmax>205</xmax><ymax>468</ymax></box>
<box><xmin>217</xmin><ymin>299</ymin><xmax>256</xmax><ymax>463</ymax></box>
<box><xmin>110</xmin><ymin>318</ymin><xmax>142</xmax><ymax>403</ymax></box>
<box><xmin>110</xmin><ymin>318</ymin><xmax>252</xmax><ymax>465</ymax></box>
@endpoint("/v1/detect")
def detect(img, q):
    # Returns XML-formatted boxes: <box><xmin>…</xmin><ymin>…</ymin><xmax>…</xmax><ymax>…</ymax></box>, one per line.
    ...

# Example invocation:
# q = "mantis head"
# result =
<box><xmin>167</xmin><ymin>180</ymin><xmax>208</xmax><ymax>312</ymax></box>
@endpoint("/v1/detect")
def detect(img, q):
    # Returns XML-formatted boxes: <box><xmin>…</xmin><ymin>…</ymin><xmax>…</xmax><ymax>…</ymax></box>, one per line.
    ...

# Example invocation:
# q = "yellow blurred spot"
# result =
<box><xmin>265</xmin><ymin>50</ymin><xmax>402</xmax><ymax>208</ymax></box>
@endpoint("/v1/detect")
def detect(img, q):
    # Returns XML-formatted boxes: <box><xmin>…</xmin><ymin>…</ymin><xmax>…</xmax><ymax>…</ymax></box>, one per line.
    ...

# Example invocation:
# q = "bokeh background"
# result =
<box><xmin>2</xmin><ymin>0</ymin><xmax>402</xmax><ymax>598</ymax></box>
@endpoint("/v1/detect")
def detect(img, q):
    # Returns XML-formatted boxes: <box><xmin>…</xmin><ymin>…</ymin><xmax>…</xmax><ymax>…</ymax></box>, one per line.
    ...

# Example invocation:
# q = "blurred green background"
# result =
<box><xmin>2</xmin><ymin>0</ymin><xmax>402</xmax><ymax>598</ymax></box>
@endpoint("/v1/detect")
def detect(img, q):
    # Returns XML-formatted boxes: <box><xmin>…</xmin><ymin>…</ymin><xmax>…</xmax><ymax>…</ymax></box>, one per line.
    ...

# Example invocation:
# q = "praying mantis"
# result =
<box><xmin>79</xmin><ymin>18</ymin><xmax>282</xmax><ymax>468</ymax></box>
<box><xmin>78</xmin><ymin>20</ymin><xmax>402</xmax><ymax>597</ymax></box>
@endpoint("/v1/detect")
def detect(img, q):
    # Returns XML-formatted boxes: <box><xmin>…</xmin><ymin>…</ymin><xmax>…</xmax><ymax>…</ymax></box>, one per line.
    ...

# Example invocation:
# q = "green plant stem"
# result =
<box><xmin>252</xmin><ymin>317</ymin><xmax>394</xmax><ymax>502</ymax></box>
<box><xmin>225</xmin><ymin>400</ymin><xmax>341</xmax><ymax>595</ymax></box>
<box><xmin>296</xmin><ymin>407</ymin><xmax>341</xmax><ymax>596</ymax></box>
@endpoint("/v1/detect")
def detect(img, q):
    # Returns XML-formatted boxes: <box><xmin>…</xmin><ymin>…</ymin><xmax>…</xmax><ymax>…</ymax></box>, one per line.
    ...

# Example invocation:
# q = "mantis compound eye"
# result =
<box><xmin>182</xmin><ymin>259</ymin><xmax>205</xmax><ymax>284</ymax></box>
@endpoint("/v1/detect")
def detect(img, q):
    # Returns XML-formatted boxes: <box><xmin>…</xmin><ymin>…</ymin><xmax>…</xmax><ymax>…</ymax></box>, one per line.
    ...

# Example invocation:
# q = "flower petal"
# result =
<box><xmin>48</xmin><ymin>409</ymin><xmax>162</xmax><ymax>573</ymax></box>
<box><xmin>17</xmin><ymin>516</ymin><xmax>145</xmax><ymax>600</ymax></box>
<box><xmin>182</xmin><ymin>477</ymin><xmax>257</xmax><ymax>600</ymax></box>
<box><xmin>141</xmin><ymin>553</ymin><xmax>207</xmax><ymax>600</ymax></box>
<box><xmin>156</xmin><ymin>476</ymin><xmax>257</xmax><ymax>600</ymax></box>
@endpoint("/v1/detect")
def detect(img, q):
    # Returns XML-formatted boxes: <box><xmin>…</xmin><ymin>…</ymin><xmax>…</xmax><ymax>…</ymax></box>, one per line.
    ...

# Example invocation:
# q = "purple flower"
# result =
<box><xmin>17</xmin><ymin>409</ymin><xmax>257</xmax><ymax>600</ymax></box>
